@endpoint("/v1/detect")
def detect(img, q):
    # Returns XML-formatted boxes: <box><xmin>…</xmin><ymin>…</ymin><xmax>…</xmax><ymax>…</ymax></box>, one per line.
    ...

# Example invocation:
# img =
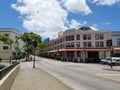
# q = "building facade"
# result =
<box><xmin>42</xmin><ymin>27</ymin><xmax>118</xmax><ymax>63</ymax></box>
<box><xmin>111</xmin><ymin>31</ymin><xmax>120</xmax><ymax>57</ymax></box>
<box><xmin>0</xmin><ymin>28</ymin><xmax>24</xmax><ymax>60</ymax></box>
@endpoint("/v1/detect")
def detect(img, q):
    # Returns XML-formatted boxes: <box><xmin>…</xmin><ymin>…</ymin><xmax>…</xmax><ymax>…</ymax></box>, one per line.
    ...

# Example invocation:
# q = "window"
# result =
<box><xmin>100</xmin><ymin>42</ymin><xmax>104</xmax><ymax>47</ymax></box>
<box><xmin>71</xmin><ymin>42</ymin><xmax>74</xmax><ymax>47</ymax></box>
<box><xmin>117</xmin><ymin>38</ymin><xmax>120</xmax><ymax>46</ymax></box>
<box><xmin>15</xmin><ymin>36</ymin><xmax>19</xmax><ymax>40</ymax></box>
<box><xmin>4</xmin><ymin>33</ymin><xmax>9</xmax><ymax>37</ymax></box>
<box><xmin>95</xmin><ymin>42</ymin><xmax>99</xmax><ymax>47</ymax></box>
<box><xmin>76</xmin><ymin>35</ymin><xmax>80</xmax><ymax>40</ymax></box>
<box><xmin>3</xmin><ymin>46</ymin><xmax>9</xmax><ymax>50</ymax></box>
<box><xmin>95</xmin><ymin>34</ymin><xmax>99</xmax><ymax>40</ymax></box>
<box><xmin>76</xmin><ymin>42</ymin><xmax>80</xmax><ymax>47</ymax></box>
<box><xmin>60</xmin><ymin>44</ymin><xmax>62</xmax><ymax>49</ymax></box>
<box><xmin>60</xmin><ymin>38</ymin><xmax>62</xmax><ymax>43</ymax></box>
<box><xmin>63</xmin><ymin>44</ymin><xmax>65</xmax><ymax>48</ymax></box>
<box><xmin>100</xmin><ymin>34</ymin><xmax>103</xmax><ymax>39</ymax></box>
<box><xmin>83</xmin><ymin>34</ymin><xmax>91</xmax><ymax>40</ymax></box>
<box><xmin>62</xmin><ymin>37</ymin><xmax>64</xmax><ymax>42</ymax></box>
<box><xmin>66</xmin><ymin>36</ymin><xmax>69</xmax><ymax>41</ymax></box>
<box><xmin>88</xmin><ymin>42</ymin><xmax>91</xmax><ymax>47</ymax></box>
<box><xmin>95</xmin><ymin>41</ymin><xmax>104</xmax><ymax>47</ymax></box>
<box><xmin>66</xmin><ymin>43</ymin><xmax>69</xmax><ymax>48</ymax></box>
<box><xmin>87</xmin><ymin>34</ymin><xmax>91</xmax><ymax>40</ymax></box>
<box><xmin>95</xmin><ymin>34</ymin><xmax>104</xmax><ymax>40</ymax></box>
<box><xmin>83</xmin><ymin>35</ymin><xmax>87</xmax><ymax>40</ymax></box>
<box><xmin>70</xmin><ymin>35</ymin><xmax>74</xmax><ymax>40</ymax></box>
<box><xmin>83</xmin><ymin>42</ymin><xmax>87</xmax><ymax>47</ymax></box>
<box><xmin>66</xmin><ymin>35</ymin><xmax>74</xmax><ymax>41</ymax></box>
<box><xmin>65</xmin><ymin>42</ymin><xmax>74</xmax><ymax>48</ymax></box>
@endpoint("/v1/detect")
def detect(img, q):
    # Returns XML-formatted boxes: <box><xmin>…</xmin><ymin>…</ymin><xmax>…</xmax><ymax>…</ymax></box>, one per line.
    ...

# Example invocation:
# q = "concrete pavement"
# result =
<box><xmin>103</xmin><ymin>66</ymin><xmax>120</xmax><ymax>72</ymax></box>
<box><xmin>10</xmin><ymin>61</ymin><xmax>73</xmax><ymax>90</ymax></box>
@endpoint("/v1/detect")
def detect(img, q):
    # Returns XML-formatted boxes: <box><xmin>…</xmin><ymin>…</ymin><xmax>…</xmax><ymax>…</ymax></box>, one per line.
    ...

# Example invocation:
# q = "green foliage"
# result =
<box><xmin>20</xmin><ymin>32</ymin><xmax>41</xmax><ymax>53</ymax></box>
<box><xmin>20</xmin><ymin>32</ymin><xmax>41</xmax><ymax>43</ymax></box>
<box><xmin>38</xmin><ymin>42</ymin><xmax>47</xmax><ymax>50</ymax></box>
<box><xmin>0</xmin><ymin>33</ymin><xmax>13</xmax><ymax>45</ymax></box>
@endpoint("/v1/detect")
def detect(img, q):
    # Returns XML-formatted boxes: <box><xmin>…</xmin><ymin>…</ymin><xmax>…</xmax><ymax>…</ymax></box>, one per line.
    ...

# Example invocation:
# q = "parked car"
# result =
<box><xmin>100</xmin><ymin>57</ymin><xmax>110</xmax><ymax>64</ymax></box>
<box><xmin>107</xmin><ymin>57</ymin><xmax>120</xmax><ymax>66</ymax></box>
<box><xmin>26</xmin><ymin>54</ymin><xmax>32</xmax><ymax>61</ymax></box>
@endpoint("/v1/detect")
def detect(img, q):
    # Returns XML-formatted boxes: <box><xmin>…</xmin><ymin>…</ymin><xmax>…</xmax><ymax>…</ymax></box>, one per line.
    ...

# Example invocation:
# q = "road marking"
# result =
<box><xmin>96</xmin><ymin>74</ymin><xmax>120</xmax><ymax>76</ymax></box>
<box><xmin>95</xmin><ymin>73</ymin><xmax>120</xmax><ymax>82</ymax></box>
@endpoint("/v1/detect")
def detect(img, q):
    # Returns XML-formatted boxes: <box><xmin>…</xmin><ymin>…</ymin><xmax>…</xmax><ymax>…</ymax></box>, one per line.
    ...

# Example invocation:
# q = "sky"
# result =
<box><xmin>0</xmin><ymin>0</ymin><xmax>120</xmax><ymax>40</ymax></box>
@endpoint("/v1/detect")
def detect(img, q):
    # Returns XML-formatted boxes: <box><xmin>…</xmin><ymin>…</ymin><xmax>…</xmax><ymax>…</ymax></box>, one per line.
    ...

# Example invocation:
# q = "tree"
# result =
<box><xmin>0</xmin><ymin>33</ymin><xmax>13</xmax><ymax>45</ymax></box>
<box><xmin>0</xmin><ymin>33</ymin><xmax>14</xmax><ymax>63</ymax></box>
<box><xmin>20</xmin><ymin>32</ymin><xmax>41</xmax><ymax>53</ymax></box>
<box><xmin>38</xmin><ymin>42</ymin><xmax>47</xmax><ymax>51</ymax></box>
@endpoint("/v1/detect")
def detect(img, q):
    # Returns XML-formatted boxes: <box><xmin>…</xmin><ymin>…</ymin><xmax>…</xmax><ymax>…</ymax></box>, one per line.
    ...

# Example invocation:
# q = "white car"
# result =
<box><xmin>100</xmin><ymin>57</ymin><xmax>110</xmax><ymax>64</ymax></box>
<box><xmin>107</xmin><ymin>57</ymin><xmax>120</xmax><ymax>66</ymax></box>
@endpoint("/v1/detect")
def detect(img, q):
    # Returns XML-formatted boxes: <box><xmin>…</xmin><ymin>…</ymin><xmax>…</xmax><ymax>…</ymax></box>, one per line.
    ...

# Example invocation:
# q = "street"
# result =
<box><xmin>25</xmin><ymin>56</ymin><xmax>120</xmax><ymax>90</ymax></box>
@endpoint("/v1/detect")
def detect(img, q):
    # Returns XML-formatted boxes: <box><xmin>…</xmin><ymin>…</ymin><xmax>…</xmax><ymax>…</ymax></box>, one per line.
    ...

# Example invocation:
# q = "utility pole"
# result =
<box><xmin>33</xmin><ymin>39</ymin><xmax>37</xmax><ymax>68</ymax></box>
<box><xmin>106</xmin><ymin>39</ymin><xmax>113</xmax><ymax>69</ymax></box>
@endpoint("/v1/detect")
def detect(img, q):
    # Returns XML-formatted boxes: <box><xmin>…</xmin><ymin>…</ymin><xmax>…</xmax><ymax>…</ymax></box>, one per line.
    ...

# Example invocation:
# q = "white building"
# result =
<box><xmin>0</xmin><ymin>28</ymin><xmax>24</xmax><ymax>60</ymax></box>
<box><xmin>111</xmin><ymin>31</ymin><xmax>120</xmax><ymax>57</ymax></box>
<box><xmin>42</xmin><ymin>27</ymin><xmax>113</xmax><ymax>63</ymax></box>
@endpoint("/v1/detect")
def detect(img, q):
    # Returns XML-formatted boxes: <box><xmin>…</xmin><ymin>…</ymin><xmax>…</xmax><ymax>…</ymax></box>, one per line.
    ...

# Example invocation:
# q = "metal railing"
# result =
<box><xmin>0</xmin><ymin>62</ymin><xmax>19</xmax><ymax>80</ymax></box>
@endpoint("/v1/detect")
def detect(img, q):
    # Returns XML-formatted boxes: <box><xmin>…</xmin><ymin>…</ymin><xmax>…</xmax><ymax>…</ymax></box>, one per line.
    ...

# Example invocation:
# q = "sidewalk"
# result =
<box><xmin>103</xmin><ymin>66</ymin><xmax>120</xmax><ymax>72</ymax></box>
<box><xmin>10</xmin><ymin>62</ymin><xmax>73</xmax><ymax>90</ymax></box>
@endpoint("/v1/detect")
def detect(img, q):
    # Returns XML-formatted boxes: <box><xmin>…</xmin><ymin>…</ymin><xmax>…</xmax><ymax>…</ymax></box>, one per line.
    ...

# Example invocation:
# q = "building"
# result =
<box><xmin>42</xmin><ymin>27</ymin><xmax>114</xmax><ymax>63</ymax></box>
<box><xmin>42</xmin><ymin>39</ymin><xmax>55</xmax><ymax>58</ymax></box>
<box><xmin>111</xmin><ymin>31</ymin><xmax>120</xmax><ymax>57</ymax></box>
<box><xmin>0</xmin><ymin>28</ymin><xmax>24</xmax><ymax>60</ymax></box>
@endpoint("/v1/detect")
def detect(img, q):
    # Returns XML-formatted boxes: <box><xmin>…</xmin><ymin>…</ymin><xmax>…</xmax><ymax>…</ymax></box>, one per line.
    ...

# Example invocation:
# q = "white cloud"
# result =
<box><xmin>69</xmin><ymin>19</ymin><xmax>88</xmax><ymax>29</ymax></box>
<box><xmin>63</xmin><ymin>0</ymin><xmax>92</xmax><ymax>15</ymax></box>
<box><xmin>11</xmin><ymin>0</ymin><xmax>93</xmax><ymax>39</ymax></box>
<box><xmin>92</xmin><ymin>0</ymin><xmax>120</xmax><ymax>6</ymax></box>
<box><xmin>90</xmin><ymin>26</ymin><xmax>98</xmax><ymax>30</ymax></box>
<box><xmin>11</xmin><ymin>0</ymin><xmax>68</xmax><ymax>39</ymax></box>
<box><xmin>69</xmin><ymin>19</ymin><xmax>81</xmax><ymax>29</ymax></box>
<box><xmin>101</xmin><ymin>22</ymin><xmax>111</xmax><ymax>25</ymax></box>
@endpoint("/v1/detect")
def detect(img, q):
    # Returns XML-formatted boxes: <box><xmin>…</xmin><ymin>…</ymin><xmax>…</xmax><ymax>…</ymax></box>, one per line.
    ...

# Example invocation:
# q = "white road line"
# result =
<box><xmin>95</xmin><ymin>74</ymin><xmax>120</xmax><ymax>76</ymax></box>
<box><xmin>95</xmin><ymin>73</ymin><xmax>120</xmax><ymax>82</ymax></box>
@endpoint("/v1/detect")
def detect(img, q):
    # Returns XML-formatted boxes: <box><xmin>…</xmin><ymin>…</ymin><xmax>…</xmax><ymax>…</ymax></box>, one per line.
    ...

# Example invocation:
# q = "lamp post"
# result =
<box><xmin>83</xmin><ymin>47</ymin><xmax>86</xmax><ymax>63</ymax></box>
<box><xmin>106</xmin><ymin>39</ymin><xmax>113</xmax><ymax>69</ymax></box>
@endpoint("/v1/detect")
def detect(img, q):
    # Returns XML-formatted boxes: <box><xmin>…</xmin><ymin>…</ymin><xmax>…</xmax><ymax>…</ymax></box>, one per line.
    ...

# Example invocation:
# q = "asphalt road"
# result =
<box><xmin>28</xmin><ymin>56</ymin><xmax>120</xmax><ymax>90</ymax></box>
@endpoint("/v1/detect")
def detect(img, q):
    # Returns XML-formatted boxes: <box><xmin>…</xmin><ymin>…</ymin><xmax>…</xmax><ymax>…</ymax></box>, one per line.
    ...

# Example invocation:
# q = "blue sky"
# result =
<box><xmin>0</xmin><ymin>0</ymin><xmax>120</xmax><ymax>39</ymax></box>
